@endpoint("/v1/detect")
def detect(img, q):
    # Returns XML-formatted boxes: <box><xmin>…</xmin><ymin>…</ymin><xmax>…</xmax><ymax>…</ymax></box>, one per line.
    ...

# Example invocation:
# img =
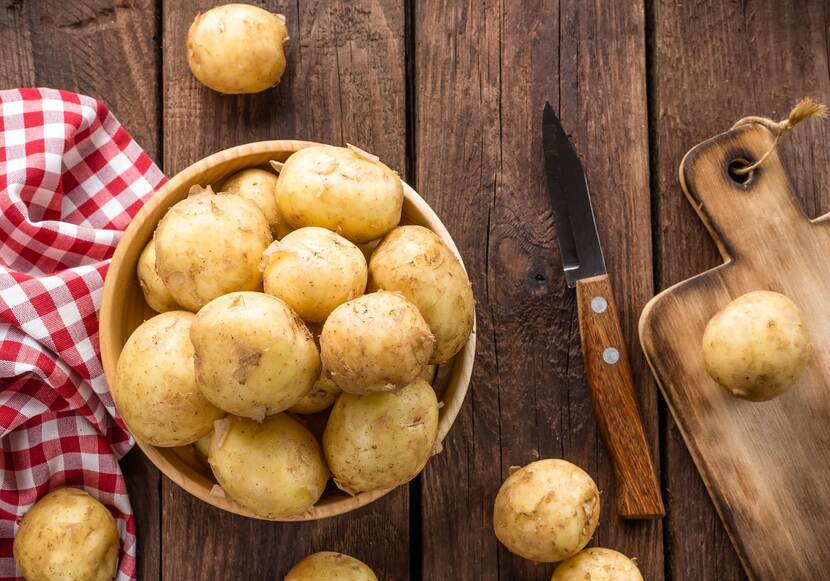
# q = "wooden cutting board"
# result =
<box><xmin>640</xmin><ymin>123</ymin><xmax>830</xmax><ymax>580</ymax></box>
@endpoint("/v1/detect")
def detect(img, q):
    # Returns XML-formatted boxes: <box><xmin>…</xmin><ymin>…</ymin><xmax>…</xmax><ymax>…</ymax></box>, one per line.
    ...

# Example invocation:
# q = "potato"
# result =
<box><xmin>275</xmin><ymin>145</ymin><xmax>403</xmax><ymax>243</ymax></box>
<box><xmin>285</xmin><ymin>552</ymin><xmax>378</xmax><ymax>581</ymax></box>
<box><xmin>418</xmin><ymin>364</ymin><xmax>437</xmax><ymax>383</ymax></box>
<box><xmin>222</xmin><ymin>168</ymin><xmax>291</xmax><ymax>238</ymax></box>
<box><xmin>263</xmin><ymin>227</ymin><xmax>367</xmax><ymax>323</ymax></box>
<box><xmin>191</xmin><ymin>292</ymin><xmax>320</xmax><ymax>420</ymax></box>
<box><xmin>702</xmin><ymin>290</ymin><xmax>811</xmax><ymax>401</ymax></box>
<box><xmin>289</xmin><ymin>372</ymin><xmax>341</xmax><ymax>415</ymax></box>
<box><xmin>552</xmin><ymin>548</ymin><xmax>643</xmax><ymax>581</ymax></box>
<box><xmin>369</xmin><ymin>225</ymin><xmax>474</xmax><ymax>363</ymax></box>
<box><xmin>209</xmin><ymin>414</ymin><xmax>328</xmax><ymax>518</ymax></box>
<box><xmin>324</xmin><ymin>379</ymin><xmax>439</xmax><ymax>493</ymax></box>
<box><xmin>14</xmin><ymin>488</ymin><xmax>119</xmax><ymax>581</ymax></box>
<box><xmin>114</xmin><ymin>311</ymin><xmax>223</xmax><ymax>446</ymax></box>
<box><xmin>321</xmin><ymin>292</ymin><xmax>434</xmax><ymax>394</ymax></box>
<box><xmin>193</xmin><ymin>430</ymin><xmax>213</xmax><ymax>461</ymax></box>
<box><xmin>136</xmin><ymin>240</ymin><xmax>178</xmax><ymax>313</ymax></box>
<box><xmin>187</xmin><ymin>4</ymin><xmax>289</xmax><ymax>94</ymax></box>
<box><xmin>493</xmin><ymin>459</ymin><xmax>600</xmax><ymax>563</ymax></box>
<box><xmin>155</xmin><ymin>188</ymin><xmax>272</xmax><ymax>311</ymax></box>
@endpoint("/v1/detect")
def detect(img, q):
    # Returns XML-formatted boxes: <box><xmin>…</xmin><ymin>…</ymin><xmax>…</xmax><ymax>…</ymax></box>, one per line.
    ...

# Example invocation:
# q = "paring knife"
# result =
<box><xmin>542</xmin><ymin>102</ymin><xmax>664</xmax><ymax>519</ymax></box>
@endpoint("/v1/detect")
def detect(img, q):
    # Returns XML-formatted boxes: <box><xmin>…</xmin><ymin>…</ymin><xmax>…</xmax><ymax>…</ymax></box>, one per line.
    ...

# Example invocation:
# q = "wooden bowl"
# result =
<box><xmin>100</xmin><ymin>140</ymin><xmax>476</xmax><ymax>521</ymax></box>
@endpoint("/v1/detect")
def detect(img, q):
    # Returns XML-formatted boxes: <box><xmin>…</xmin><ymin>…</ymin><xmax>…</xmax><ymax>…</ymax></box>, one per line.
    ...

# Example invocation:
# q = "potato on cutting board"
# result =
<box><xmin>702</xmin><ymin>290</ymin><xmax>811</xmax><ymax>401</ymax></box>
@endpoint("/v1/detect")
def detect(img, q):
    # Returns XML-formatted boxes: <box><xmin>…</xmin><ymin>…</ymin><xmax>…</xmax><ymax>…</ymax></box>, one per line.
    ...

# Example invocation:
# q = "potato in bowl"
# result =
<box><xmin>100</xmin><ymin>140</ymin><xmax>475</xmax><ymax>521</ymax></box>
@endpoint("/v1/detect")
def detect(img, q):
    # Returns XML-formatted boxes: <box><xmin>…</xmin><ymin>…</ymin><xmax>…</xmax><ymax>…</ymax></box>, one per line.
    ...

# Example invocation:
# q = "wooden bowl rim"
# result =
<box><xmin>100</xmin><ymin>139</ymin><xmax>476</xmax><ymax>521</ymax></box>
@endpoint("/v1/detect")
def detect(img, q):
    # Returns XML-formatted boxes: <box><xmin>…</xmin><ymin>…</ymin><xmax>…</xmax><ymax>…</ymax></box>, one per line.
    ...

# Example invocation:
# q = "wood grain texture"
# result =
<box><xmin>414</xmin><ymin>0</ymin><xmax>662</xmax><ymax>578</ymax></box>
<box><xmin>649</xmin><ymin>1</ymin><xmax>830</xmax><ymax>578</ymax></box>
<box><xmin>161</xmin><ymin>2</ymin><xmax>410</xmax><ymax>579</ymax></box>
<box><xmin>641</xmin><ymin>124</ymin><xmax>830</xmax><ymax>580</ymax></box>
<box><xmin>0</xmin><ymin>2</ymin><xmax>162</xmax><ymax>580</ymax></box>
<box><xmin>576</xmin><ymin>274</ymin><xmax>663</xmax><ymax>518</ymax></box>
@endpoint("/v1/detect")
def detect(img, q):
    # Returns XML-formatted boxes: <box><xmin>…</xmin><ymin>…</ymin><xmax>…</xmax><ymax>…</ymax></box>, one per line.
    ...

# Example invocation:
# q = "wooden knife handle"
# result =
<box><xmin>576</xmin><ymin>274</ymin><xmax>664</xmax><ymax>519</ymax></box>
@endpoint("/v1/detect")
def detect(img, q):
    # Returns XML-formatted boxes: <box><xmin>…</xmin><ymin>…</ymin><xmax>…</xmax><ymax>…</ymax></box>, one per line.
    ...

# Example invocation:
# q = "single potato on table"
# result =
<box><xmin>136</xmin><ymin>240</ymin><xmax>178</xmax><ymax>313</ymax></box>
<box><xmin>14</xmin><ymin>488</ymin><xmax>119</xmax><ymax>581</ymax></box>
<box><xmin>222</xmin><ymin>168</ymin><xmax>291</xmax><ymax>238</ymax></box>
<box><xmin>155</xmin><ymin>187</ymin><xmax>272</xmax><ymax>311</ymax></box>
<box><xmin>262</xmin><ymin>227</ymin><xmax>367</xmax><ymax>323</ymax></box>
<box><xmin>321</xmin><ymin>292</ymin><xmax>434</xmax><ymax>394</ymax></box>
<box><xmin>187</xmin><ymin>4</ymin><xmax>289</xmax><ymax>94</ymax></box>
<box><xmin>369</xmin><ymin>225</ymin><xmax>474</xmax><ymax>364</ymax></box>
<box><xmin>552</xmin><ymin>548</ymin><xmax>643</xmax><ymax>581</ymax></box>
<box><xmin>324</xmin><ymin>378</ymin><xmax>439</xmax><ymax>494</ymax></box>
<box><xmin>209</xmin><ymin>414</ymin><xmax>328</xmax><ymax>519</ymax></box>
<box><xmin>702</xmin><ymin>290</ymin><xmax>811</xmax><ymax>401</ymax></box>
<box><xmin>191</xmin><ymin>292</ymin><xmax>320</xmax><ymax>420</ymax></box>
<box><xmin>275</xmin><ymin>144</ymin><xmax>403</xmax><ymax>243</ymax></box>
<box><xmin>285</xmin><ymin>552</ymin><xmax>378</xmax><ymax>581</ymax></box>
<box><xmin>114</xmin><ymin>311</ymin><xmax>223</xmax><ymax>446</ymax></box>
<box><xmin>493</xmin><ymin>459</ymin><xmax>600</xmax><ymax>563</ymax></box>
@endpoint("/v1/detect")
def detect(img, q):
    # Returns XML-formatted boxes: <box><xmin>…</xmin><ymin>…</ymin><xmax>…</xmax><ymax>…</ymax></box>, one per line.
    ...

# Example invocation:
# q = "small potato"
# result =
<box><xmin>155</xmin><ymin>188</ymin><xmax>272</xmax><ymax>311</ymax></box>
<box><xmin>285</xmin><ymin>551</ymin><xmax>378</xmax><ymax>581</ymax></box>
<box><xmin>193</xmin><ymin>430</ymin><xmax>213</xmax><ymax>461</ymax></box>
<box><xmin>289</xmin><ymin>372</ymin><xmax>341</xmax><ymax>415</ymax></box>
<box><xmin>187</xmin><ymin>4</ymin><xmax>289</xmax><ymax>94</ymax></box>
<box><xmin>276</xmin><ymin>145</ymin><xmax>403</xmax><ymax>243</ymax></box>
<box><xmin>321</xmin><ymin>292</ymin><xmax>434</xmax><ymax>394</ymax></box>
<box><xmin>14</xmin><ymin>488</ymin><xmax>119</xmax><ymax>581</ymax></box>
<box><xmin>191</xmin><ymin>292</ymin><xmax>320</xmax><ymax>420</ymax></box>
<box><xmin>136</xmin><ymin>240</ymin><xmax>179</xmax><ymax>313</ymax></box>
<box><xmin>222</xmin><ymin>168</ymin><xmax>291</xmax><ymax>238</ymax></box>
<box><xmin>418</xmin><ymin>364</ymin><xmax>437</xmax><ymax>383</ymax></box>
<box><xmin>552</xmin><ymin>548</ymin><xmax>643</xmax><ymax>581</ymax></box>
<box><xmin>493</xmin><ymin>459</ymin><xmax>600</xmax><ymax>563</ymax></box>
<box><xmin>263</xmin><ymin>227</ymin><xmax>368</xmax><ymax>323</ymax></box>
<box><xmin>702</xmin><ymin>290</ymin><xmax>811</xmax><ymax>401</ymax></box>
<box><xmin>114</xmin><ymin>311</ymin><xmax>223</xmax><ymax>446</ymax></box>
<box><xmin>369</xmin><ymin>225</ymin><xmax>474</xmax><ymax>363</ymax></box>
<box><xmin>209</xmin><ymin>414</ymin><xmax>328</xmax><ymax>518</ymax></box>
<box><xmin>324</xmin><ymin>379</ymin><xmax>439</xmax><ymax>494</ymax></box>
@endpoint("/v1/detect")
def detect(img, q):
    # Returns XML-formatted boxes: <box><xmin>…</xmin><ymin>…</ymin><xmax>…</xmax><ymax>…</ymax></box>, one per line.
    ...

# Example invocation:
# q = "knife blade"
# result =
<box><xmin>542</xmin><ymin>102</ymin><xmax>664</xmax><ymax>519</ymax></box>
<box><xmin>542</xmin><ymin>102</ymin><xmax>606</xmax><ymax>287</ymax></box>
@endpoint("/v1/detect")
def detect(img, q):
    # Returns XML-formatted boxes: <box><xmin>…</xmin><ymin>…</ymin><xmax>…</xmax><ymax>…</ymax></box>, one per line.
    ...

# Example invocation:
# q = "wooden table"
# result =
<box><xmin>2</xmin><ymin>1</ymin><xmax>828</xmax><ymax>579</ymax></box>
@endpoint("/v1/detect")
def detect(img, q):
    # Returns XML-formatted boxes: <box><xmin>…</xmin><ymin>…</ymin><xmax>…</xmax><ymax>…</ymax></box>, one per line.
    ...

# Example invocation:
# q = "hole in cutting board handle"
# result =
<box><xmin>727</xmin><ymin>158</ymin><xmax>754</xmax><ymax>185</ymax></box>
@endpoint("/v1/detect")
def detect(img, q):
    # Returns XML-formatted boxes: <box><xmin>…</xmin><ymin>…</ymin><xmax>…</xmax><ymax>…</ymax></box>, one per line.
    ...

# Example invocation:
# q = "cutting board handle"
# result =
<box><xmin>679</xmin><ymin>124</ymin><xmax>810</xmax><ymax>261</ymax></box>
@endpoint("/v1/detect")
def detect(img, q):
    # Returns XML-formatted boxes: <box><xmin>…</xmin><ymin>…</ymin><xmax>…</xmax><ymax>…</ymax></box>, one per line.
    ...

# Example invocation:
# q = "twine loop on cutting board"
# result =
<box><xmin>729</xmin><ymin>97</ymin><xmax>827</xmax><ymax>176</ymax></box>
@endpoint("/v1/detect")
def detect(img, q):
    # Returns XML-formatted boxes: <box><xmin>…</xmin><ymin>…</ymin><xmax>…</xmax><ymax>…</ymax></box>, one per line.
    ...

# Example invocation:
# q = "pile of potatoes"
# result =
<box><xmin>116</xmin><ymin>143</ymin><xmax>475</xmax><ymax>519</ymax></box>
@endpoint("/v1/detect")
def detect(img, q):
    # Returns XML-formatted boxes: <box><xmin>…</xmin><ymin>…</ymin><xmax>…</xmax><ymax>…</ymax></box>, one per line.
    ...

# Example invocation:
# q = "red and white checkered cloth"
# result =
<box><xmin>0</xmin><ymin>88</ymin><xmax>165</xmax><ymax>581</ymax></box>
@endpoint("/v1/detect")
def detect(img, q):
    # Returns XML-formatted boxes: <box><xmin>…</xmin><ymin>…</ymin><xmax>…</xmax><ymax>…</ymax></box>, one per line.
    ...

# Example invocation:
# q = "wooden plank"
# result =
<box><xmin>649</xmin><ymin>1</ymin><xmax>830</xmax><ymax>578</ymax></box>
<box><xmin>0</xmin><ymin>2</ymin><xmax>162</xmax><ymax>580</ymax></box>
<box><xmin>160</xmin><ymin>2</ymin><xmax>409</xmax><ymax>579</ymax></box>
<box><xmin>415</xmin><ymin>0</ymin><xmax>662</xmax><ymax>578</ymax></box>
